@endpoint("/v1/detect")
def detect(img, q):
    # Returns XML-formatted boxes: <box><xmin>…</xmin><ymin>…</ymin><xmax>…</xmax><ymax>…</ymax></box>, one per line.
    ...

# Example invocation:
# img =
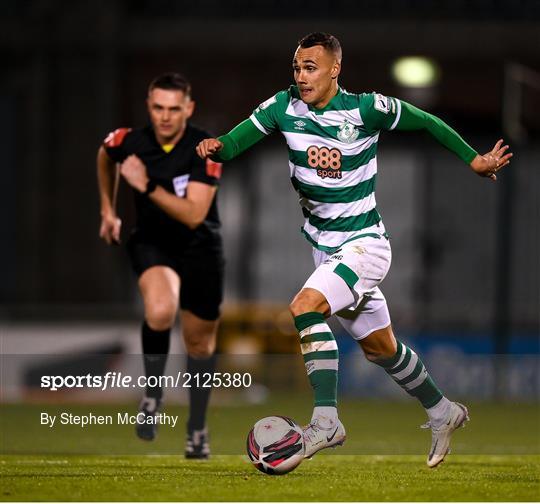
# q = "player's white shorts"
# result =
<box><xmin>303</xmin><ymin>234</ymin><xmax>392</xmax><ymax>341</ymax></box>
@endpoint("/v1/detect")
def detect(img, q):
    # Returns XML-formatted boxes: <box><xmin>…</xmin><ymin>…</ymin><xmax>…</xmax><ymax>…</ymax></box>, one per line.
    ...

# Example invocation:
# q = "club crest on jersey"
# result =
<box><xmin>337</xmin><ymin>120</ymin><xmax>359</xmax><ymax>143</ymax></box>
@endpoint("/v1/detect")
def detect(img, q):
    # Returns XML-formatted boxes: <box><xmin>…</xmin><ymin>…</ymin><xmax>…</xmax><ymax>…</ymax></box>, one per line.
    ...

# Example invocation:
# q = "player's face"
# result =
<box><xmin>147</xmin><ymin>88</ymin><xmax>194</xmax><ymax>143</ymax></box>
<box><xmin>293</xmin><ymin>45</ymin><xmax>340</xmax><ymax>108</ymax></box>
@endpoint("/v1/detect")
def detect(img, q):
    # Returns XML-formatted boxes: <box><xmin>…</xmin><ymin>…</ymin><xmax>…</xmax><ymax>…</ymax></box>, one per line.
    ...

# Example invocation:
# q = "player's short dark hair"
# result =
<box><xmin>298</xmin><ymin>32</ymin><xmax>342</xmax><ymax>60</ymax></box>
<box><xmin>148</xmin><ymin>72</ymin><xmax>192</xmax><ymax>97</ymax></box>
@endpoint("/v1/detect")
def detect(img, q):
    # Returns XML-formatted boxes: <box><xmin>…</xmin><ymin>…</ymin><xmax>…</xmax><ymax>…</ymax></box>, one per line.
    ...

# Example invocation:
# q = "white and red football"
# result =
<box><xmin>246</xmin><ymin>415</ymin><xmax>305</xmax><ymax>475</ymax></box>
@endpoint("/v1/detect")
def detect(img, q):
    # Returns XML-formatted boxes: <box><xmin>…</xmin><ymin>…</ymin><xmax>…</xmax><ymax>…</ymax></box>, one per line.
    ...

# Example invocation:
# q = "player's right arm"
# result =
<box><xmin>196</xmin><ymin>92</ymin><xmax>285</xmax><ymax>160</ymax></box>
<box><xmin>97</xmin><ymin>128</ymin><xmax>130</xmax><ymax>244</ymax></box>
<box><xmin>196</xmin><ymin>120</ymin><xmax>265</xmax><ymax>160</ymax></box>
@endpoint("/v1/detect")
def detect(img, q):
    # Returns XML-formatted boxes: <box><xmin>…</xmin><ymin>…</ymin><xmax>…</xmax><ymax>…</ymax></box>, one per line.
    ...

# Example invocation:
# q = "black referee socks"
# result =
<box><xmin>186</xmin><ymin>353</ymin><xmax>217</xmax><ymax>431</ymax></box>
<box><xmin>141</xmin><ymin>321</ymin><xmax>171</xmax><ymax>400</ymax></box>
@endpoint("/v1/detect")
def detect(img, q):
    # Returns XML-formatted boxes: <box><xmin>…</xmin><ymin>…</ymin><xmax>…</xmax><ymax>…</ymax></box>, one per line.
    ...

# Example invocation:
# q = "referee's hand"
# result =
<box><xmin>99</xmin><ymin>212</ymin><xmax>122</xmax><ymax>245</ymax></box>
<box><xmin>196</xmin><ymin>138</ymin><xmax>223</xmax><ymax>159</ymax></box>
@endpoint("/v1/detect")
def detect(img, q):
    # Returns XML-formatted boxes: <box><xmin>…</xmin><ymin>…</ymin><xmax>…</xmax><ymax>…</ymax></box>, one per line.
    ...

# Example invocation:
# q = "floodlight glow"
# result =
<box><xmin>392</xmin><ymin>57</ymin><xmax>439</xmax><ymax>87</ymax></box>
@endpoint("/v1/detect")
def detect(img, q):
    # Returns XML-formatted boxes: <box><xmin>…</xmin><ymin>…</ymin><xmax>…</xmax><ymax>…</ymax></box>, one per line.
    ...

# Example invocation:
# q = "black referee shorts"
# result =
<box><xmin>126</xmin><ymin>232</ymin><xmax>225</xmax><ymax>321</ymax></box>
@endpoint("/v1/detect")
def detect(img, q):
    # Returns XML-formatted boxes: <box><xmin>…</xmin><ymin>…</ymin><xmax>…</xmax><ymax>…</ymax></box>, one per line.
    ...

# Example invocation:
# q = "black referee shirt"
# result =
<box><xmin>103</xmin><ymin>124</ymin><xmax>222</xmax><ymax>252</ymax></box>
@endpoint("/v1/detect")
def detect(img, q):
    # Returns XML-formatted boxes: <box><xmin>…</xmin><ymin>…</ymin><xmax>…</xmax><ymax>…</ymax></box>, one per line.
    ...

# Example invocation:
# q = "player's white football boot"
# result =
<box><xmin>303</xmin><ymin>417</ymin><xmax>346</xmax><ymax>459</ymax></box>
<box><xmin>422</xmin><ymin>402</ymin><xmax>469</xmax><ymax>468</ymax></box>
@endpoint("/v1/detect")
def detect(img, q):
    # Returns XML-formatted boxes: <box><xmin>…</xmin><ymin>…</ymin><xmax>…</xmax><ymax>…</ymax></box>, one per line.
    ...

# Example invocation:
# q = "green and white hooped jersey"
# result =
<box><xmin>250</xmin><ymin>86</ymin><xmax>401</xmax><ymax>253</ymax></box>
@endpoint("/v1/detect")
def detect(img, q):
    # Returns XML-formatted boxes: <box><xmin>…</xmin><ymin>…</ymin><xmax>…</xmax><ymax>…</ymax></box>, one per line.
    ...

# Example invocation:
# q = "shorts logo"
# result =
<box><xmin>337</xmin><ymin>120</ymin><xmax>359</xmax><ymax>143</ymax></box>
<box><xmin>323</xmin><ymin>254</ymin><xmax>343</xmax><ymax>265</ymax></box>
<box><xmin>307</xmin><ymin>145</ymin><xmax>343</xmax><ymax>179</ymax></box>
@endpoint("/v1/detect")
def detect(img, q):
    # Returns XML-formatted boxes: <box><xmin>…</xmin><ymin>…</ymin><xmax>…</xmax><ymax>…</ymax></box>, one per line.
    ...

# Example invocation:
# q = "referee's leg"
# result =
<box><xmin>181</xmin><ymin>309</ymin><xmax>218</xmax><ymax>359</ymax></box>
<box><xmin>181</xmin><ymin>309</ymin><xmax>218</xmax><ymax>458</ymax></box>
<box><xmin>138</xmin><ymin>266</ymin><xmax>179</xmax><ymax>402</ymax></box>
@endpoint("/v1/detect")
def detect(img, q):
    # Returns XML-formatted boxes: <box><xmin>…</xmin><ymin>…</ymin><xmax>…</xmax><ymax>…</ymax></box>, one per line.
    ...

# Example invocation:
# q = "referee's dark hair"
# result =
<box><xmin>298</xmin><ymin>32</ymin><xmax>342</xmax><ymax>61</ymax></box>
<box><xmin>148</xmin><ymin>72</ymin><xmax>192</xmax><ymax>97</ymax></box>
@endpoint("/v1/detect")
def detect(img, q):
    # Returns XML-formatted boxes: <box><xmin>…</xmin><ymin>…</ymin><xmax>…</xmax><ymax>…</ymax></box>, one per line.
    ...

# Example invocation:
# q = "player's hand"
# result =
<box><xmin>196</xmin><ymin>138</ymin><xmax>223</xmax><ymax>159</ymax></box>
<box><xmin>99</xmin><ymin>212</ymin><xmax>122</xmax><ymax>245</ymax></box>
<box><xmin>470</xmin><ymin>139</ymin><xmax>513</xmax><ymax>181</ymax></box>
<box><xmin>120</xmin><ymin>155</ymin><xmax>149</xmax><ymax>192</ymax></box>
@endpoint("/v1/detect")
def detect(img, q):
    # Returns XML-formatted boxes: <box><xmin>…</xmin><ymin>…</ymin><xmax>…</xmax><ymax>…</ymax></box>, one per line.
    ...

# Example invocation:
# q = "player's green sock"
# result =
<box><xmin>294</xmin><ymin>312</ymin><xmax>338</xmax><ymax>408</ymax></box>
<box><xmin>377</xmin><ymin>340</ymin><xmax>443</xmax><ymax>408</ymax></box>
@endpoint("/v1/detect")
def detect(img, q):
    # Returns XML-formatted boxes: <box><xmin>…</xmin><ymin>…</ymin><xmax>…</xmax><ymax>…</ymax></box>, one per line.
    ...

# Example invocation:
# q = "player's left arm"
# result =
<box><xmin>396</xmin><ymin>101</ymin><xmax>513</xmax><ymax>181</ymax></box>
<box><xmin>120</xmin><ymin>154</ymin><xmax>217</xmax><ymax>229</ymax></box>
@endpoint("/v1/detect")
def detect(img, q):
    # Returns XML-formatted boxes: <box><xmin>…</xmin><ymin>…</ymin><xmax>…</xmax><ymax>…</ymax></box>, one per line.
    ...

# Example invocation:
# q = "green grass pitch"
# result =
<box><xmin>1</xmin><ymin>398</ymin><xmax>539</xmax><ymax>501</ymax></box>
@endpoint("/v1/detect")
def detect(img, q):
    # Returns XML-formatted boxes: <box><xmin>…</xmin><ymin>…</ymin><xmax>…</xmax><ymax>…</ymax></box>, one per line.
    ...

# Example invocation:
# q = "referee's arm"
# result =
<box><xmin>120</xmin><ymin>154</ymin><xmax>216</xmax><ymax>230</ymax></box>
<box><xmin>96</xmin><ymin>146</ymin><xmax>122</xmax><ymax>244</ymax></box>
<box><xmin>148</xmin><ymin>182</ymin><xmax>217</xmax><ymax>230</ymax></box>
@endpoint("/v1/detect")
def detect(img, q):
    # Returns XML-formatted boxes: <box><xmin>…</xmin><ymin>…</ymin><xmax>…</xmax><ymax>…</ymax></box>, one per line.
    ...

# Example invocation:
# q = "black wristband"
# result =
<box><xmin>144</xmin><ymin>179</ymin><xmax>157</xmax><ymax>195</ymax></box>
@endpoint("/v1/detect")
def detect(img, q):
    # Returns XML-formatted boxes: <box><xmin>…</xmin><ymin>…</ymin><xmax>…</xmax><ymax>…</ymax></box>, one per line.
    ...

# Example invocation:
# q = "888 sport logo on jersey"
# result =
<box><xmin>307</xmin><ymin>145</ymin><xmax>343</xmax><ymax>179</ymax></box>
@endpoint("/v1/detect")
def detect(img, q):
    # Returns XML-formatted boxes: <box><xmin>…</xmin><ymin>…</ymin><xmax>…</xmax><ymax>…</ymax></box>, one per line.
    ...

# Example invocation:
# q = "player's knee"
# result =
<box><xmin>145</xmin><ymin>301</ymin><xmax>177</xmax><ymax>331</ymax></box>
<box><xmin>289</xmin><ymin>298</ymin><xmax>311</xmax><ymax>317</ymax></box>
<box><xmin>289</xmin><ymin>290</ymin><xmax>324</xmax><ymax>318</ymax></box>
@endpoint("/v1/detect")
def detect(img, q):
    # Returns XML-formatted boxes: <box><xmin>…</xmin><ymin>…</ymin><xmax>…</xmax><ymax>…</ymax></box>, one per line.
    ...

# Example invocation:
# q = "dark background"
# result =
<box><xmin>1</xmin><ymin>1</ymin><xmax>539</xmax><ymax>349</ymax></box>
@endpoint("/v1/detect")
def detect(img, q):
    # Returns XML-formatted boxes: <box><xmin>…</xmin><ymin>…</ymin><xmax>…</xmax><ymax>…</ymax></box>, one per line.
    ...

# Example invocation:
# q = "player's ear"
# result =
<box><xmin>186</xmin><ymin>99</ymin><xmax>195</xmax><ymax>119</ymax></box>
<box><xmin>331</xmin><ymin>61</ymin><xmax>341</xmax><ymax>80</ymax></box>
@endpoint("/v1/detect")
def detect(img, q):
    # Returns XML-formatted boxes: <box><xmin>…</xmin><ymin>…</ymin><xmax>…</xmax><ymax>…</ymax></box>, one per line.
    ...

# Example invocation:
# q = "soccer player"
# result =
<box><xmin>196</xmin><ymin>33</ymin><xmax>512</xmax><ymax>467</ymax></box>
<box><xmin>97</xmin><ymin>72</ymin><xmax>224</xmax><ymax>459</ymax></box>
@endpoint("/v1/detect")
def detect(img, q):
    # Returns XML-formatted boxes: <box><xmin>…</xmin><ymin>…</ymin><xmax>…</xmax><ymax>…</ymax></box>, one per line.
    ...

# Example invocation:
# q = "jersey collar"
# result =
<box><xmin>307</xmin><ymin>86</ymin><xmax>343</xmax><ymax>114</ymax></box>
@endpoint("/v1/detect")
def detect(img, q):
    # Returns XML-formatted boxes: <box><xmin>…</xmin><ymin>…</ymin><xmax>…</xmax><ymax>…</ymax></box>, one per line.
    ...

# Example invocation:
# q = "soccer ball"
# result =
<box><xmin>246</xmin><ymin>415</ymin><xmax>305</xmax><ymax>475</ymax></box>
